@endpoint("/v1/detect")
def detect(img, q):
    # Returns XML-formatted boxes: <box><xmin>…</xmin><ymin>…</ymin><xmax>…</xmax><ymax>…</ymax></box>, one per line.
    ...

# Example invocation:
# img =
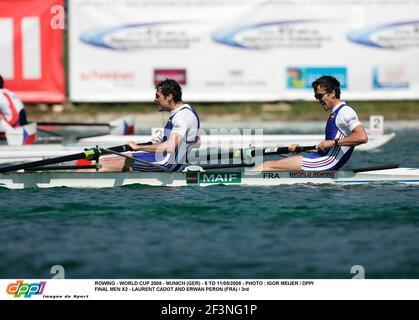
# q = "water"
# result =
<box><xmin>1</xmin><ymin>129</ymin><xmax>419</xmax><ymax>279</ymax></box>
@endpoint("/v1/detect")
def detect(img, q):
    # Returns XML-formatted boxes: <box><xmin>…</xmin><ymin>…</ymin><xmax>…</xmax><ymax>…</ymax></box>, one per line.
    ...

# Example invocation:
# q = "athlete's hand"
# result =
<box><xmin>127</xmin><ymin>141</ymin><xmax>140</xmax><ymax>151</ymax></box>
<box><xmin>288</xmin><ymin>144</ymin><xmax>301</xmax><ymax>153</ymax></box>
<box><xmin>317</xmin><ymin>140</ymin><xmax>335</xmax><ymax>152</ymax></box>
<box><xmin>151</xmin><ymin>136</ymin><xmax>162</xmax><ymax>144</ymax></box>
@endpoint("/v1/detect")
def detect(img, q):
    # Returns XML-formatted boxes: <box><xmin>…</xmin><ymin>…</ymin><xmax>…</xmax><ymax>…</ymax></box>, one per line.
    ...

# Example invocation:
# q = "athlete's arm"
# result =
<box><xmin>334</xmin><ymin>124</ymin><xmax>368</xmax><ymax>146</ymax></box>
<box><xmin>127</xmin><ymin>131</ymin><xmax>182</xmax><ymax>153</ymax></box>
<box><xmin>129</xmin><ymin>110</ymin><xmax>194</xmax><ymax>154</ymax></box>
<box><xmin>317</xmin><ymin>125</ymin><xmax>368</xmax><ymax>152</ymax></box>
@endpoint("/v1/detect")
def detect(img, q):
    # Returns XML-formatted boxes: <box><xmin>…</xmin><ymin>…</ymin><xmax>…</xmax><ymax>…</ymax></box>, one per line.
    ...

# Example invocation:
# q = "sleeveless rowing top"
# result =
<box><xmin>160</xmin><ymin>104</ymin><xmax>200</xmax><ymax>170</ymax></box>
<box><xmin>319</xmin><ymin>103</ymin><xmax>354</xmax><ymax>155</ymax></box>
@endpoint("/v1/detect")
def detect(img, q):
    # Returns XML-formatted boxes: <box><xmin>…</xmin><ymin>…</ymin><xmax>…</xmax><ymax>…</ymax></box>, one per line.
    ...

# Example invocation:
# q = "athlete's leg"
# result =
<box><xmin>252</xmin><ymin>155</ymin><xmax>303</xmax><ymax>171</ymax></box>
<box><xmin>130</xmin><ymin>152</ymin><xmax>168</xmax><ymax>172</ymax></box>
<box><xmin>98</xmin><ymin>156</ymin><xmax>133</xmax><ymax>172</ymax></box>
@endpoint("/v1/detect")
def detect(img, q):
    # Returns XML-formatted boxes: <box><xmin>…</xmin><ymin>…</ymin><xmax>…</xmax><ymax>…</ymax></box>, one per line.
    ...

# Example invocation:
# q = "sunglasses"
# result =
<box><xmin>314</xmin><ymin>91</ymin><xmax>329</xmax><ymax>100</ymax></box>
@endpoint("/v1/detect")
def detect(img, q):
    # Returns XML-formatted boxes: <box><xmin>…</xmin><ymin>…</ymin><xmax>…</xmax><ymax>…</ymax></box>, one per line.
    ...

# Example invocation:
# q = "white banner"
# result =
<box><xmin>2</xmin><ymin>279</ymin><xmax>419</xmax><ymax>300</ymax></box>
<box><xmin>69</xmin><ymin>0</ymin><xmax>419</xmax><ymax>102</ymax></box>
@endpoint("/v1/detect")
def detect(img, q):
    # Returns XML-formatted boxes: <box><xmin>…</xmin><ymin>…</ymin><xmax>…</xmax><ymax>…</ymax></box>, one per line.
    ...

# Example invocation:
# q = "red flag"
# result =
<box><xmin>0</xmin><ymin>0</ymin><xmax>65</xmax><ymax>103</ymax></box>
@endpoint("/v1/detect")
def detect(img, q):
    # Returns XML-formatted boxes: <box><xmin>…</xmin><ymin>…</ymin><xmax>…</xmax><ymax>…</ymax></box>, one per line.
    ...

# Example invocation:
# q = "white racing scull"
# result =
<box><xmin>0</xmin><ymin>132</ymin><xmax>396</xmax><ymax>165</ymax></box>
<box><xmin>0</xmin><ymin>142</ymin><xmax>416</xmax><ymax>190</ymax></box>
<box><xmin>0</xmin><ymin>167</ymin><xmax>418</xmax><ymax>189</ymax></box>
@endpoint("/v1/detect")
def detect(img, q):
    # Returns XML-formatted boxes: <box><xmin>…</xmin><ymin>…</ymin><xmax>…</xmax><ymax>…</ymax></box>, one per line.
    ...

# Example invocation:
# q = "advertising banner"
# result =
<box><xmin>69</xmin><ymin>0</ymin><xmax>419</xmax><ymax>101</ymax></box>
<box><xmin>0</xmin><ymin>0</ymin><xmax>66</xmax><ymax>103</ymax></box>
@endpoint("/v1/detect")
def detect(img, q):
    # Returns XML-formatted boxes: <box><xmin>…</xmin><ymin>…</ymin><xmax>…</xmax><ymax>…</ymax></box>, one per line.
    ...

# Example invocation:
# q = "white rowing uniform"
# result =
<box><xmin>132</xmin><ymin>104</ymin><xmax>200</xmax><ymax>171</ymax></box>
<box><xmin>302</xmin><ymin>102</ymin><xmax>362</xmax><ymax>171</ymax></box>
<box><xmin>0</xmin><ymin>88</ymin><xmax>26</xmax><ymax>132</ymax></box>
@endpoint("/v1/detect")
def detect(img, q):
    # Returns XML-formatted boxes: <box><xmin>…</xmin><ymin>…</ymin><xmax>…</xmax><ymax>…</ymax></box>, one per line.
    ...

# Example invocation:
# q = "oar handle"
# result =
<box><xmin>191</xmin><ymin>145</ymin><xmax>317</xmax><ymax>163</ymax></box>
<box><xmin>38</xmin><ymin>121</ymin><xmax>111</xmax><ymax>127</ymax></box>
<box><xmin>261</xmin><ymin>145</ymin><xmax>317</xmax><ymax>156</ymax></box>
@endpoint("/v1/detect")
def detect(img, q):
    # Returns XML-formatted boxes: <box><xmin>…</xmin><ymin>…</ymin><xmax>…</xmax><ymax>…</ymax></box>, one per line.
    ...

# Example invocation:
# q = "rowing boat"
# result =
<box><xmin>0</xmin><ymin>167</ymin><xmax>418</xmax><ymax>189</ymax></box>
<box><xmin>0</xmin><ymin>142</ymin><xmax>416</xmax><ymax>189</ymax></box>
<box><xmin>0</xmin><ymin>132</ymin><xmax>396</xmax><ymax>165</ymax></box>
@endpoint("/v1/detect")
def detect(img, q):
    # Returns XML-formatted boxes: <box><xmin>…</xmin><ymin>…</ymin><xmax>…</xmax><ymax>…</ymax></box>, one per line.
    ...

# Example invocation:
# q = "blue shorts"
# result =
<box><xmin>131</xmin><ymin>152</ymin><xmax>167</xmax><ymax>172</ymax></box>
<box><xmin>131</xmin><ymin>152</ymin><xmax>182</xmax><ymax>172</ymax></box>
<box><xmin>302</xmin><ymin>146</ymin><xmax>354</xmax><ymax>171</ymax></box>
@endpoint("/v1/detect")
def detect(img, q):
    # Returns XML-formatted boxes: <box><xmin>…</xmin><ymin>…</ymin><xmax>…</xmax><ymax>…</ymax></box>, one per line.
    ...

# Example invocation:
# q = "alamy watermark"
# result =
<box><xmin>51</xmin><ymin>264</ymin><xmax>65</xmax><ymax>279</ymax></box>
<box><xmin>50</xmin><ymin>5</ymin><xmax>65</xmax><ymax>30</ymax></box>
<box><xmin>351</xmin><ymin>265</ymin><xmax>365</xmax><ymax>279</ymax></box>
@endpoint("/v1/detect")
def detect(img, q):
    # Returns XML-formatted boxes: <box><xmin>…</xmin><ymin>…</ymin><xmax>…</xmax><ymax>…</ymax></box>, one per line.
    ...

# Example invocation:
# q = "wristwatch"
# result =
<box><xmin>334</xmin><ymin>138</ymin><xmax>340</xmax><ymax>146</ymax></box>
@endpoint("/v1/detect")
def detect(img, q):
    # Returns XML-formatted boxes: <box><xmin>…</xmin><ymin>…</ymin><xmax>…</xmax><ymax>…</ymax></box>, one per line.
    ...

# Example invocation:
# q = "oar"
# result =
<box><xmin>37</xmin><ymin>121</ymin><xmax>112</xmax><ymax>127</ymax></box>
<box><xmin>37</xmin><ymin>128</ymin><xmax>65</xmax><ymax>138</ymax></box>
<box><xmin>190</xmin><ymin>145</ymin><xmax>317</xmax><ymax>162</ymax></box>
<box><xmin>37</xmin><ymin>116</ymin><xmax>135</xmax><ymax>136</ymax></box>
<box><xmin>242</xmin><ymin>145</ymin><xmax>316</xmax><ymax>158</ymax></box>
<box><xmin>0</xmin><ymin>144</ymin><xmax>132</xmax><ymax>173</ymax></box>
<box><xmin>198</xmin><ymin>162</ymin><xmax>255</xmax><ymax>170</ymax></box>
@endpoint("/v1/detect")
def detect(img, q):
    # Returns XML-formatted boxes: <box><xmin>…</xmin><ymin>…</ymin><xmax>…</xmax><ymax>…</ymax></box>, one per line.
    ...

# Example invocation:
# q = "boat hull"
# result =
<box><xmin>0</xmin><ymin>168</ymin><xmax>418</xmax><ymax>189</ymax></box>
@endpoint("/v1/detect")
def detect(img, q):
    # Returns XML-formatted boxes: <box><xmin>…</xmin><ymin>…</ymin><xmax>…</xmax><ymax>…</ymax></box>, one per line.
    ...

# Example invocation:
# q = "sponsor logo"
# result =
<box><xmin>186</xmin><ymin>173</ymin><xmax>199</xmax><ymax>184</ymax></box>
<box><xmin>347</xmin><ymin>20</ymin><xmax>419</xmax><ymax>49</ymax></box>
<box><xmin>80</xmin><ymin>22</ymin><xmax>200</xmax><ymax>51</ymax></box>
<box><xmin>6</xmin><ymin>280</ymin><xmax>46</xmax><ymax>298</ymax></box>
<box><xmin>80</xmin><ymin>71</ymin><xmax>134</xmax><ymax>81</ymax></box>
<box><xmin>287</xmin><ymin>67</ymin><xmax>347</xmax><ymax>89</ymax></box>
<box><xmin>201</xmin><ymin>173</ymin><xmax>242</xmax><ymax>184</ymax></box>
<box><xmin>154</xmin><ymin>69</ymin><xmax>187</xmax><ymax>85</ymax></box>
<box><xmin>344</xmin><ymin>117</ymin><xmax>357</xmax><ymax>126</ymax></box>
<box><xmin>372</xmin><ymin>66</ymin><xmax>409</xmax><ymax>89</ymax></box>
<box><xmin>290</xmin><ymin>171</ymin><xmax>336</xmax><ymax>178</ymax></box>
<box><xmin>186</xmin><ymin>172</ymin><xmax>242</xmax><ymax>184</ymax></box>
<box><xmin>212</xmin><ymin>20</ymin><xmax>332</xmax><ymax>49</ymax></box>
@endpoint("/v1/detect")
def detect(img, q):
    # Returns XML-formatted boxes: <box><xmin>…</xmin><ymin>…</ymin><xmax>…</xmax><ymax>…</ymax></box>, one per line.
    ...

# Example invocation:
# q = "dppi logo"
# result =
<box><xmin>6</xmin><ymin>280</ymin><xmax>46</xmax><ymax>298</ymax></box>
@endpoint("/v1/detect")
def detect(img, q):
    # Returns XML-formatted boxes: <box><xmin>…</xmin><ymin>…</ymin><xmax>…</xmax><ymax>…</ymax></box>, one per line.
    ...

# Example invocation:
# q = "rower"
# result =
<box><xmin>98</xmin><ymin>79</ymin><xmax>200</xmax><ymax>172</ymax></box>
<box><xmin>0</xmin><ymin>75</ymin><xmax>28</xmax><ymax>137</ymax></box>
<box><xmin>253</xmin><ymin>75</ymin><xmax>368</xmax><ymax>172</ymax></box>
